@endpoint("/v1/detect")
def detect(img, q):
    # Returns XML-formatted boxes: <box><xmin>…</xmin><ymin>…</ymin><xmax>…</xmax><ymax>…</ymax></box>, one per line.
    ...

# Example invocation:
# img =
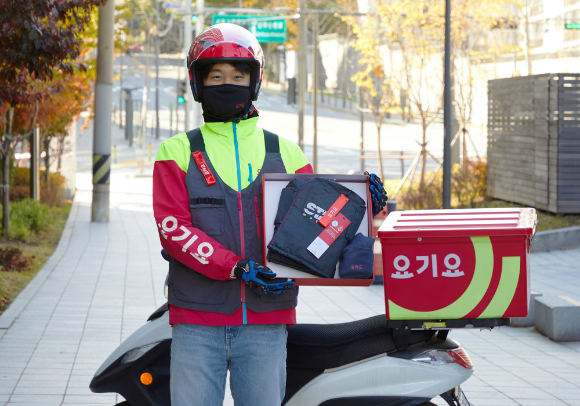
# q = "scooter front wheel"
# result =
<box><xmin>418</xmin><ymin>403</ymin><xmax>437</xmax><ymax>406</ymax></box>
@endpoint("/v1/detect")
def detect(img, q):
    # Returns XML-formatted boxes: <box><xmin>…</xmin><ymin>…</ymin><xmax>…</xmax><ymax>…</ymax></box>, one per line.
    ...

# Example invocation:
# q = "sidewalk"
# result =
<box><xmin>1</xmin><ymin>124</ymin><xmax>580</xmax><ymax>406</ymax></box>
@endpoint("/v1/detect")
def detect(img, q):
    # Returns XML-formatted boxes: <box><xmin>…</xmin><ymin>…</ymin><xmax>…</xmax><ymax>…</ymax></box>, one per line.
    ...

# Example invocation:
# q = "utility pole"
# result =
<box><xmin>312</xmin><ymin>12</ymin><xmax>318</xmax><ymax>173</ymax></box>
<box><xmin>155</xmin><ymin>0</ymin><xmax>160</xmax><ymax>139</ymax></box>
<box><xmin>193</xmin><ymin>0</ymin><xmax>205</xmax><ymax>128</ymax></box>
<box><xmin>119</xmin><ymin>51</ymin><xmax>124</xmax><ymax>129</ymax></box>
<box><xmin>343</xmin><ymin>30</ymin><xmax>348</xmax><ymax>108</ymax></box>
<box><xmin>184</xmin><ymin>0</ymin><xmax>192</xmax><ymax>130</ymax></box>
<box><xmin>442</xmin><ymin>0</ymin><xmax>452</xmax><ymax>209</ymax></box>
<box><xmin>297</xmin><ymin>0</ymin><xmax>306</xmax><ymax>150</ymax></box>
<box><xmin>92</xmin><ymin>0</ymin><xmax>115</xmax><ymax>222</ymax></box>
<box><xmin>141</xmin><ymin>35</ymin><xmax>150</xmax><ymax>146</ymax></box>
<box><xmin>359</xmin><ymin>87</ymin><xmax>364</xmax><ymax>174</ymax></box>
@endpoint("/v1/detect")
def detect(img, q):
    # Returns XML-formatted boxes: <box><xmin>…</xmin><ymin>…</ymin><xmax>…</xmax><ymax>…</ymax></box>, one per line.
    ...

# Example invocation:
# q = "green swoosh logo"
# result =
<box><xmin>388</xmin><ymin>236</ymin><xmax>494</xmax><ymax>320</ymax></box>
<box><xmin>479</xmin><ymin>256</ymin><xmax>520</xmax><ymax>318</ymax></box>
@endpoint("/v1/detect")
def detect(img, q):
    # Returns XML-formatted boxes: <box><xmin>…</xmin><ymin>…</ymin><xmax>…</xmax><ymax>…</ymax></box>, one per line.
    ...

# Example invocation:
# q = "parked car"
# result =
<box><xmin>126</xmin><ymin>44</ymin><xmax>143</xmax><ymax>55</ymax></box>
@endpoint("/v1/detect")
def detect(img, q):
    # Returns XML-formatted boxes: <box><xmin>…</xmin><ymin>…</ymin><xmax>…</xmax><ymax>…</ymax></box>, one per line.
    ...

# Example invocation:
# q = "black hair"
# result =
<box><xmin>201</xmin><ymin>62</ymin><xmax>251</xmax><ymax>79</ymax></box>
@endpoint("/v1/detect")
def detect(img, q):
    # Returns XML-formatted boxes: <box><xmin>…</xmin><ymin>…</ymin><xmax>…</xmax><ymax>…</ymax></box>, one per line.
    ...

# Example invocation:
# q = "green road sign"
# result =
<box><xmin>212</xmin><ymin>14</ymin><xmax>287</xmax><ymax>43</ymax></box>
<box><xmin>565</xmin><ymin>22</ymin><xmax>580</xmax><ymax>29</ymax></box>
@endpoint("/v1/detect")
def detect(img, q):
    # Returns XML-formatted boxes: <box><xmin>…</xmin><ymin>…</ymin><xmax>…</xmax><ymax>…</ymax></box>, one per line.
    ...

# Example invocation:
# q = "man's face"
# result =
<box><xmin>203</xmin><ymin>63</ymin><xmax>250</xmax><ymax>87</ymax></box>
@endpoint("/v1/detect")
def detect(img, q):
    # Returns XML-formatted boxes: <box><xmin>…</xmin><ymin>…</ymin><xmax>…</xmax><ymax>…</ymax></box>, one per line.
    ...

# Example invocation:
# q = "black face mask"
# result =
<box><xmin>201</xmin><ymin>84</ymin><xmax>252</xmax><ymax>123</ymax></box>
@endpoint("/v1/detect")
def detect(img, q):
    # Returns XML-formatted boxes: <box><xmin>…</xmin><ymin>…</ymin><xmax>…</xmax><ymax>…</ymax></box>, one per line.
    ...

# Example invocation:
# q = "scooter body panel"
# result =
<box><xmin>285</xmin><ymin>354</ymin><xmax>473</xmax><ymax>406</ymax></box>
<box><xmin>95</xmin><ymin>312</ymin><xmax>172</xmax><ymax>376</ymax></box>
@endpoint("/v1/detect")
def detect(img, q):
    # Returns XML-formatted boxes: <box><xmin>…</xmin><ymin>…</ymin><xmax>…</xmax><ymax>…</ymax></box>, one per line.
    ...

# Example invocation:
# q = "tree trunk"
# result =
<box><xmin>376</xmin><ymin>123</ymin><xmax>384</xmax><ymax>181</ymax></box>
<box><xmin>44</xmin><ymin>137</ymin><xmax>50</xmax><ymax>188</ymax></box>
<box><xmin>57</xmin><ymin>134</ymin><xmax>64</xmax><ymax>173</ymax></box>
<box><xmin>2</xmin><ymin>155</ymin><xmax>10</xmax><ymax>237</ymax></box>
<box><xmin>419</xmin><ymin>117</ymin><xmax>428</xmax><ymax>190</ymax></box>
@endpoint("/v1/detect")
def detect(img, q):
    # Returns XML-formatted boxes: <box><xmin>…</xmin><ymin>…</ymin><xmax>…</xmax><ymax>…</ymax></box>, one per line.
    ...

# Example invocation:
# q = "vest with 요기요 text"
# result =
<box><xmin>167</xmin><ymin>128</ymin><xmax>299</xmax><ymax>314</ymax></box>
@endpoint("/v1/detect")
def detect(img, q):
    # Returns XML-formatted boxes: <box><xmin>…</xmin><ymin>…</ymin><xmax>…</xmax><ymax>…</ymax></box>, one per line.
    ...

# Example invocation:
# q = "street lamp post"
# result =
<box><xmin>155</xmin><ymin>0</ymin><xmax>160</xmax><ymax>139</ymax></box>
<box><xmin>297</xmin><ymin>0</ymin><xmax>306</xmax><ymax>151</ymax></box>
<box><xmin>442</xmin><ymin>0</ymin><xmax>452</xmax><ymax>209</ymax></box>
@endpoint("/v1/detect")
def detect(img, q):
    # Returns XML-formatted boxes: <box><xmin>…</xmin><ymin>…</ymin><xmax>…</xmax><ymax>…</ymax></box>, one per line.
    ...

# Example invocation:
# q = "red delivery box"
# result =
<box><xmin>378</xmin><ymin>208</ymin><xmax>536</xmax><ymax>321</ymax></box>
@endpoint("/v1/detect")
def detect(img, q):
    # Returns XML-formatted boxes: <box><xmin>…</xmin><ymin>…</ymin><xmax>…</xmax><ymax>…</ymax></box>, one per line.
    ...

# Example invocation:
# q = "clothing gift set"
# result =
<box><xmin>262</xmin><ymin>174</ymin><xmax>375</xmax><ymax>286</ymax></box>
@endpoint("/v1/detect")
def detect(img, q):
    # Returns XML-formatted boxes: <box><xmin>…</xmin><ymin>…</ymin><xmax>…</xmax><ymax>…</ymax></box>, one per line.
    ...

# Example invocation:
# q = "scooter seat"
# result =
<box><xmin>286</xmin><ymin>314</ymin><xmax>435</xmax><ymax>370</ymax></box>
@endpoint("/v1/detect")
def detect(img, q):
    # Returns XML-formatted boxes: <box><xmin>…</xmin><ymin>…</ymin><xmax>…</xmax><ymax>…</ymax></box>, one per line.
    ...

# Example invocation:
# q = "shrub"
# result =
<box><xmin>8</xmin><ymin>199</ymin><xmax>51</xmax><ymax>241</ymax></box>
<box><xmin>10</xmin><ymin>167</ymin><xmax>67</xmax><ymax>206</ymax></box>
<box><xmin>398</xmin><ymin>173</ymin><xmax>443</xmax><ymax>210</ymax></box>
<box><xmin>399</xmin><ymin>158</ymin><xmax>488</xmax><ymax>210</ymax></box>
<box><xmin>0</xmin><ymin>247</ymin><xmax>30</xmax><ymax>272</ymax></box>
<box><xmin>0</xmin><ymin>283</ymin><xmax>8</xmax><ymax>312</ymax></box>
<box><xmin>451</xmin><ymin>158</ymin><xmax>487</xmax><ymax>208</ymax></box>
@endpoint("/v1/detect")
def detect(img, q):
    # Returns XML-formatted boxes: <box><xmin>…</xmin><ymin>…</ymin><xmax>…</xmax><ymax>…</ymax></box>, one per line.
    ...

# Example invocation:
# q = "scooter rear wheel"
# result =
<box><xmin>115</xmin><ymin>402</ymin><xmax>130</xmax><ymax>406</ymax></box>
<box><xmin>418</xmin><ymin>402</ymin><xmax>437</xmax><ymax>406</ymax></box>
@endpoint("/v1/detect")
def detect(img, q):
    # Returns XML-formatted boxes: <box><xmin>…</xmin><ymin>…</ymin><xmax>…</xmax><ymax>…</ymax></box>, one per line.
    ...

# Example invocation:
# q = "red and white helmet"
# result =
<box><xmin>187</xmin><ymin>23</ymin><xmax>264</xmax><ymax>102</ymax></box>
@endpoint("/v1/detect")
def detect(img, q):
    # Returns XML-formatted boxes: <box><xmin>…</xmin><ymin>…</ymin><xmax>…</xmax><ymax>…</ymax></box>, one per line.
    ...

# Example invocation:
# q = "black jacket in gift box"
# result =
<box><xmin>267</xmin><ymin>178</ymin><xmax>366</xmax><ymax>278</ymax></box>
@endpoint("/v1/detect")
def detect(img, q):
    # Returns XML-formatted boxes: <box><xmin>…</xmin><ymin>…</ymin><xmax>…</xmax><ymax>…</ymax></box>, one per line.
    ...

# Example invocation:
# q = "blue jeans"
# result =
<box><xmin>170</xmin><ymin>323</ymin><xmax>287</xmax><ymax>406</ymax></box>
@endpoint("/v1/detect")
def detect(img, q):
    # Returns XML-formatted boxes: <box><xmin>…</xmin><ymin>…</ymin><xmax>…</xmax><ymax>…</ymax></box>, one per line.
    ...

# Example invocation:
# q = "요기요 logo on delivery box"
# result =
<box><xmin>385</xmin><ymin>237</ymin><xmax>476</xmax><ymax>313</ymax></box>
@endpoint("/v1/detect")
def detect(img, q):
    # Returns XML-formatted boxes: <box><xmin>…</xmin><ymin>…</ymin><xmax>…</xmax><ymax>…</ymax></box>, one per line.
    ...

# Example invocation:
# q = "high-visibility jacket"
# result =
<box><xmin>153</xmin><ymin>114</ymin><xmax>312</xmax><ymax>326</ymax></box>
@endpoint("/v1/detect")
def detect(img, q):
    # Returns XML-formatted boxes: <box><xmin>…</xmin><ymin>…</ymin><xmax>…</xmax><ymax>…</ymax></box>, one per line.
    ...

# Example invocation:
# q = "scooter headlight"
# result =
<box><xmin>121</xmin><ymin>341</ymin><xmax>161</xmax><ymax>364</ymax></box>
<box><xmin>412</xmin><ymin>347</ymin><xmax>473</xmax><ymax>370</ymax></box>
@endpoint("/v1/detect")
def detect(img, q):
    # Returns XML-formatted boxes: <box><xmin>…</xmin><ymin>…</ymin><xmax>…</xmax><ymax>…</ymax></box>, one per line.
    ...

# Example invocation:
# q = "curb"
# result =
<box><xmin>0</xmin><ymin>199</ymin><xmax>80</xmax><ymax>338</ymax></box>
<box><xmin>531</xmin><ymin>226</ymin><xmax>580</xmax><ymax>253</ymax></box>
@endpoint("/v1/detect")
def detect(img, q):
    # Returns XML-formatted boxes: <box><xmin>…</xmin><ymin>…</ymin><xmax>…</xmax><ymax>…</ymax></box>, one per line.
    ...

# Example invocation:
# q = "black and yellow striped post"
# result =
<box><xmin>93</xmin><ymin>154</ymin><xmax>111</xmax><ymax>186</ymax></box>
<box><xmin>91</xmin><ymin>0</ymin><xmax>114</xmax><ymax>222</ymax></box>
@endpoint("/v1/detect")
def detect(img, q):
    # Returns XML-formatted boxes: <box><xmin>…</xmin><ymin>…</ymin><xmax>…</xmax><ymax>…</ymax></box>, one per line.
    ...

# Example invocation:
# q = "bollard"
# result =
<box><xmin>400</xmin><ymin>151</ymin><xmax>404</xmax><ymax>178</ymax></box>
<box><xmin>148</xmin><ymin>142</ymin><xmax>152</xmax><ymax>161</ymax></box>
<box><xmin>113</xmin><ymin>145</ymin><xmax>117</xmax><ymax>163</ymax></box>
<box><xmin>125</xmin><ymin>90</ymin><xmax>133</xmax><ymax>144</ymax></box>
<box><xmin>287</xmin><ymin>78</ymin><xmax>296</xmax><ymax>105</ymax></box>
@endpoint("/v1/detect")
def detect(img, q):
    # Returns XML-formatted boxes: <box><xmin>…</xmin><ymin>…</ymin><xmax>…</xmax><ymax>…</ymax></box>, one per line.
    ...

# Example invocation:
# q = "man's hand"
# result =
<box><xmin>366</xmin><ymin>172</ymin><xmax>388</xmax><ymax>217</ymax></box>
<box><xmin>233</xmin><ymin>260</ymin><xmax>295</xmax><ymax>295</ymax></box>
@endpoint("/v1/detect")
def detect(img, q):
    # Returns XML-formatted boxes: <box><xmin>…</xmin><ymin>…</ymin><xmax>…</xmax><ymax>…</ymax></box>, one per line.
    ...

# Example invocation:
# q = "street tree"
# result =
<box><xmin>347</xmin><ymin>0</ymin><xmax>513</xmax><ymax>191</ymax></box>
<box><xmin>377</xmin><ymin>0</ymin><xmax>446</xmax><ymax>191</ymax></box>
<box><xmin>450</xmin><ymin>0</ymin><xmax>515</xmax><ymax>169</ymax></box>
<box><xmin>343</xmin><ymin>15</ymin><xmax>397</xmax><ymax>181</ymax></box>
<box><xmin>0</xmin><ymin>0</ymin><xmax>104</xmax><ymax>236</ymax></box>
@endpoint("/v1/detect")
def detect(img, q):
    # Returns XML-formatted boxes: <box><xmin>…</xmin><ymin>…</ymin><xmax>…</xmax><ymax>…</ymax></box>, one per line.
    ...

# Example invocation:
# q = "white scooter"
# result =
<box><xmin>90</xmin><ymin>252</ymin><xmax>477</xmax><ymax>406</ymax></box>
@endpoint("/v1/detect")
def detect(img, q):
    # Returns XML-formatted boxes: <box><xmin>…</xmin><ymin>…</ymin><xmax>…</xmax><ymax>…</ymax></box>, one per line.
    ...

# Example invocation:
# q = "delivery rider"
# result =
<box><xmin>152</xmin><ymin>23</ymin><xmax>388</xmax><ymax>406</ymax></box>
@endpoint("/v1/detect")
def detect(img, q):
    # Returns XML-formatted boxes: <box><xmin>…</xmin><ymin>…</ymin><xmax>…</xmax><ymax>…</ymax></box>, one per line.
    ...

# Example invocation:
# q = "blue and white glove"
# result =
<box><xmin>233</xmin><ymin>260</ymin><xmax>295</xmax><ymax>295</ymax></box>
<box><xmin>366</xmin><ymin>172</ymin><xmax>388</xmax><ymax>217</ymax></box>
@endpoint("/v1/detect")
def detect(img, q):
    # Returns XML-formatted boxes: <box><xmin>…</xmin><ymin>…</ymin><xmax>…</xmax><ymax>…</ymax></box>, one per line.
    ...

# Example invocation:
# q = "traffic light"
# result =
<box><xmin>177</xmin><ymin>80</ymin><xmax>187</xmax><ymax>104</ymax></box>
